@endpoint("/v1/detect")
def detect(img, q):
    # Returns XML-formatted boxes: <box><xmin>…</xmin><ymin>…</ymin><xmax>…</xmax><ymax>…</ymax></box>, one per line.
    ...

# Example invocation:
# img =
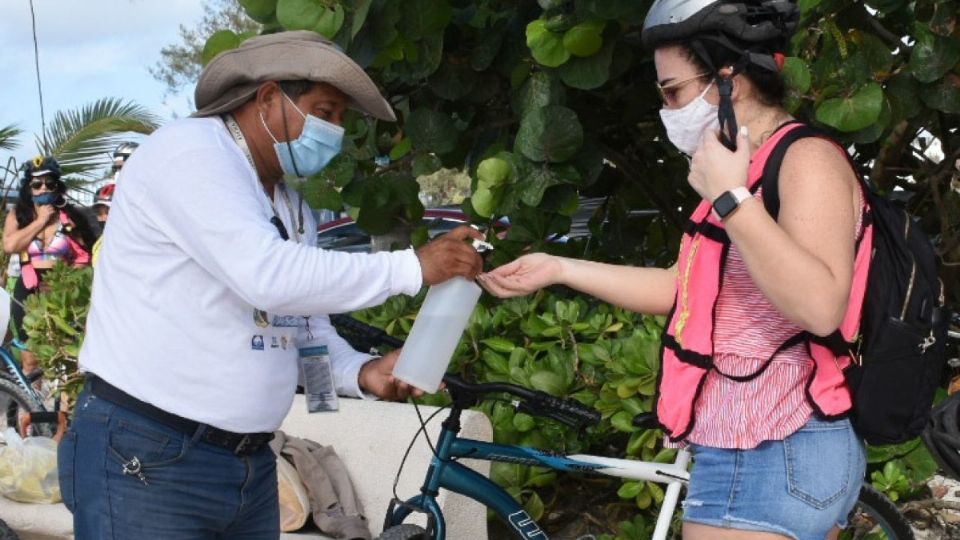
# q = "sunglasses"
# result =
<box><xmin>656</xmin><ymin>72</ymin><xmax>711</xmax><ymax>104</ymax></box>
<box><xmin>29</xmin><ymin>179</ymin><xmax>61</xmax><ymax>190</ymax></box>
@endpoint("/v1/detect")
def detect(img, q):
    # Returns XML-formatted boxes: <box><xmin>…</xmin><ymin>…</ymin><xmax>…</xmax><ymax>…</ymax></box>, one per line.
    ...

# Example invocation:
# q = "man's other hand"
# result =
<box><xmin>415</xmin><ymin>226</ymin><xmax>484</xmax><ymax>285</ymax></box>
<box><xmin>358</xmin><ymin>349</ymin><xmax>423</xmax><ymax>401</ymax></box>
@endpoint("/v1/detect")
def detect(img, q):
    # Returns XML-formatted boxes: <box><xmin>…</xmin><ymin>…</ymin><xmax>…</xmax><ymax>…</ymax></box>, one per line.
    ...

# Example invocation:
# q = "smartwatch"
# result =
<box><xmin>712</xmin><ymin>187</ymin><xmax>752</xmax><ymax>220</ymax></box>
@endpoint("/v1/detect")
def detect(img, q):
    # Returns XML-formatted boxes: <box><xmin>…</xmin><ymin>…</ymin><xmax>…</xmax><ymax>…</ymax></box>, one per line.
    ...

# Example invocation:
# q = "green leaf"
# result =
<box><xmin>315</xmin><ymin>3</ymin><xmax>346</xmax><ymax>38</ymax></box>
<box><xmin>481</xmin><ymin>349</ymin><xmax>511</xmax><ymax>374</ymax></box>
<box><xmin>513</xmin><ymin>71</ymin><xmax>566</xmax><ymax>118</ymax></box>
<box><xmin>277</xmin><ymin>0</ymin><xmax>344</xmax><ymax>38</ymax></box>
<box><xmin>886</xmin><ymin>73</ymin><xmax>922</xmax><ymax>120</ymax></box>
<box><xmin>482</xmin><ymin>337</ymin><xmax>516</xmax><ymax>353</ymax></box>
<box><xmin>562</xmin><ymin>20</ymin><xmax>605</xmax><ymax>57</ymax></box>
<box><xmin>515</xmin><ymin>105</ymin><xmax>584</xmax><ymax>163</ymax></box>
<box><xmin>529</xmin><ymin>370</ymin><xmax>566</xmax><ymax>395</ymax></box>
<box><xmin>782</xmin><ymin>57</ymin><xmax>811</xmax><ymax>93</ymax></box>
<box><xmin>814</xmin><ymin>82</ymin><xmax>884</xmax><ymax>132</ymax></box>
<box><xmin>526</xmin><ymin>19</ymin><xmax>570</xmax><ymax>68</ymax></box>
<box><xmin>400</xmin><ymin>0</ymin><xmax>452</xmax><ymax>40</ymax></box>
<box><xmin>920</xmin><ymin>75</ymin><xmax>960</xmax><ymax>114</ymax></box>
<box><xmin>611</xmin><ymin>411</ymin><xmax>639</xmax><ymax>433</ymax></box>
<box><xmin>471</xmin><ymin>188</ymin><xmax>500</xmax><ymax>218</ymax></box>
<box><xmin>513</xmin><ymin>412</ymin><xmax>536</xmax><ymax>431</ymax></box>
<box><xmin>350</xmin><ymin>0</ymin><xmax>373</xmax><ymax>38</ymax></box>
<box><xmin>523</xmin><ymin>491</ymin><xmax>545</xmax><ymax>521</ymax></box>
<box><xmin>202</xmin><ymin>30</ymin><xmax>242</xmax><ymax>66</ymax></box>
<box><xmin>411</xmin><ymin>154</ymin><xmax>442</xmax><ymax>177</ymax></box>
<box><xmin>388</xmin><ymin>138</ymin><xmax>412</xmax><ymax>160</ymax></box>
<box><xmin>477</xmin><ymin>157</ymin><xmax>513</xmax><ymax>189</ymax></box>
<box><xmin>558</xmin><ymin>38</ymin><xmax>615</xmax><ymax>90</ymax></box>
<box><xmin>617</xmin><ymin>481</ymin><xmax>643</xmax><ymax>499</ymax></box>
<box><xmin>239</xmin><ymin>0</ymin><xmax>277</xmax><ymax>23</ymax></box>
<box><xmin>429</xmin><ymin>61</ymin><xmax>480</xmax><ymax>100</ymax></box>
<box><xmin>909</xmin><ymin>25</ymin><xmax>960</xmax><ymax>83</ymax></box>
<box><xmin>405</xmin><ymin>109</ymin><xmax>458</xmax><ymax>154</ymax></box>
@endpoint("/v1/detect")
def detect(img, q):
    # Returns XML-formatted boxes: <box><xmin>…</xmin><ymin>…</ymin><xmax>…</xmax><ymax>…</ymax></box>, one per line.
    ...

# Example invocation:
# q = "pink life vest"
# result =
<box><xmin>656</xmin><ymin>123</ymin><xmax>874</xmax><ymax>442</ymax></box>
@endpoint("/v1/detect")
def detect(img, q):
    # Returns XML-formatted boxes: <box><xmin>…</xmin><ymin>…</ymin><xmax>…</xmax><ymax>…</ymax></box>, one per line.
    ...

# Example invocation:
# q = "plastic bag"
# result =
<box><xmin>277</xmin><ymin>455</ymin><xmax>310</xmax><ymax>531</ymax></box>
<box><xmin>0</xmin><ymin>427</ymin><xmax>61</xmax><ymax>503</ymax></box>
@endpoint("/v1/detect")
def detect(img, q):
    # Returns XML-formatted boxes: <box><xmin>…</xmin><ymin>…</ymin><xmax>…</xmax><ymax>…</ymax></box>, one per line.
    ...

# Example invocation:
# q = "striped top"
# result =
<box><xmin>678</xmin><ymin>187</ymin><xmax>863</xmax><ymax>449</ymax></box>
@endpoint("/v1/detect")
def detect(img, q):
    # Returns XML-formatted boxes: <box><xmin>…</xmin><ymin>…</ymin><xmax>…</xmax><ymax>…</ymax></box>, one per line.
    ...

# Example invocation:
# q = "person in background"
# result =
<box><xmin>110</xmin><ymin>142</ymin><xmax>138</xmax><ymax>181</ymax></box>
<box><xmin>89</xmin><ymin>183</ymin><xmax>115</xmax><ymax>266</ymax></box>
<box><xmin>61</xmin><ymin>31</ymin><xmax>483</xmax><ymax>539</ymax></box>
<box><xmin>481</xmin><ymin>1</ymin><xmax>867</xmax><ymax>539</ymax></box>
<box><xmin>2</xmin><ymin>156</ymin><xmax>97</xmax><ymax>376</ymax></box>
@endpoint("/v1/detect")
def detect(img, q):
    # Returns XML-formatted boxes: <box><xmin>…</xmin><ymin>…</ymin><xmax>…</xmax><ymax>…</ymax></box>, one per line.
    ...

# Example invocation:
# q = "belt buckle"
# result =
<box><xmin>233</xmin><ymin>434</ymin><xmax>252</xmax><ymax>455</ymax></box>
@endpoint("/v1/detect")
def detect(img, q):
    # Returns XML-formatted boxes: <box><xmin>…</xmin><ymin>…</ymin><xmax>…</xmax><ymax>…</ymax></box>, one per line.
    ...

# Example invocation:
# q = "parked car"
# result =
<box><xmin>316</xmin><ymin>209</ymin><xmax>470</xmax><ymax>253</ymax></box>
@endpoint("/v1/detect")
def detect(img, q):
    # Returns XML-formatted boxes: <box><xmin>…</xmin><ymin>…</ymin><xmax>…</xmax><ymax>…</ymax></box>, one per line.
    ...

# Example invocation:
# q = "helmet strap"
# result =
<box><xmin>690</xmin><ymin>38</ymin><xmax>750</xmax><ymax>152</ymax></box>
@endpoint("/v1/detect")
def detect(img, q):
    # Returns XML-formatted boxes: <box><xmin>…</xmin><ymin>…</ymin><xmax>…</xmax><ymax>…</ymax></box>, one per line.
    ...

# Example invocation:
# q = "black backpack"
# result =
<box><xmin>761</xmin><ymin>123</ymin><xmax>947</xmax><ymax>446</ymax></box>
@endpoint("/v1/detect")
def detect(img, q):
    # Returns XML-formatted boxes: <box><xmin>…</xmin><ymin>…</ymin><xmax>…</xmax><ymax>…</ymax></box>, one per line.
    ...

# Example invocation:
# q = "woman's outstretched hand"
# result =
<box><xmin>478</xmin><ymin>253</ymin><xmax>563</xmax><ymax>298</ymax></box>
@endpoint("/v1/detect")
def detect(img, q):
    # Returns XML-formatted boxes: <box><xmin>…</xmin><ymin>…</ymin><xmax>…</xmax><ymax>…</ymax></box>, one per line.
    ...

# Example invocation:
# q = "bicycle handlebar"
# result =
<box><xmin>444</xmin><ymin>374</ymin><xmax>601</xmax><ymax>429</ymax></box>
<box><xmin>329</xmin><ymin>314</ymin><xmax>601</xmax><ymax>429</ymax></box>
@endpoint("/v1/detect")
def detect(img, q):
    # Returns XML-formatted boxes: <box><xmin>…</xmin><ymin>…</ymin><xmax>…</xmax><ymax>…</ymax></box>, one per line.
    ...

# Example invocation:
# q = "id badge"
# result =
<box><xmin>300</xmin><ymin>345</ymin><xmax>339</xmax><ymax>412</ymax></box>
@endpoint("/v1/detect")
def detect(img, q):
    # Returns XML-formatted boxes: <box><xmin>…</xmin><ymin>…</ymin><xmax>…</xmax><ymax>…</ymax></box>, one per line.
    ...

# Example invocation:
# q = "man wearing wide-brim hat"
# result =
<box><xmin>61</xmin><ymin>31</ymin><xmax>483</xmax><ymax>539</ymax></box>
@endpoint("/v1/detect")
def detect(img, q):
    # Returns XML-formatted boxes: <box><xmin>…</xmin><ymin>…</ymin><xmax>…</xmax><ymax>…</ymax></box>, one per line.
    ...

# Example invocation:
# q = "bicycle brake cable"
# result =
<box><xmin>392</xmin><ymin>402</ymin><xmax>449</xmax><ymax>502</ymax></box>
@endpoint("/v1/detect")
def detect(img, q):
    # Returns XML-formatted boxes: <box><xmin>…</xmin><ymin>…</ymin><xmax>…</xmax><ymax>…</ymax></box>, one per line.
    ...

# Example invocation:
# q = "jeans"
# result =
<box><xmin>58</xmin><ymin>387</ymin><xmax>279</xmax><ymax>540</ymax></box>
<box><xmin>683</xmin><ymin>416</ymin><xmax>866</xmax><ymax>540</ymax></box>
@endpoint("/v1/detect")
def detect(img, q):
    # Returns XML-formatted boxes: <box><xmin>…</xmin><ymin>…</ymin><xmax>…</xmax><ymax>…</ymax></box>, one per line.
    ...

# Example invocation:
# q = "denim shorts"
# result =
<box><xmin>683</xmin><ymin>416</ymin><xmax>866</xmax><ymax>540</ymax></box>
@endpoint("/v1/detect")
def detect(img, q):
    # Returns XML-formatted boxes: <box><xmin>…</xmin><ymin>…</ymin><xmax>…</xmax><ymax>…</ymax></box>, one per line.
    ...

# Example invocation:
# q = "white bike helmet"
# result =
<box><xmin>641</xmin><ymin>0</ymin><xmax>800</xmax><ymax>148</ymax></box>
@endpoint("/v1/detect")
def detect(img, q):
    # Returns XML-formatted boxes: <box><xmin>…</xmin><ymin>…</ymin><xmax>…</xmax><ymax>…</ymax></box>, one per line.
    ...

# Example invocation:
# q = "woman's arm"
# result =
<box><xmin>3</xmin><ymin>208</ymin><xmax>52</xmax><ymax>254</ymax></box>
<box><xmin>480</xmin><ymin>253</ymin><xmax>678</xmax><ymax>316</ymax></box>
<box><xmin>706</xmin><ymin>137</ymin><xmax>859</xmax><ymax>336</ymax></box>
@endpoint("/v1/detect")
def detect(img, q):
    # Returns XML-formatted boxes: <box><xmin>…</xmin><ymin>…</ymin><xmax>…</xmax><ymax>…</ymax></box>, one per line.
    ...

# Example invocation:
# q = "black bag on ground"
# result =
<box><xmin>761</xmin><ymin>123</ymin><xmax>947</xmax><ymax>446</ymax></box>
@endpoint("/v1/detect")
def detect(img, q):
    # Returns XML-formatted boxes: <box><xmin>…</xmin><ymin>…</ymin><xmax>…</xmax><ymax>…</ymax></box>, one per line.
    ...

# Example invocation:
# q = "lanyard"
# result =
<box><xmin>222</xmin><ymin>114</ymin><xmax>304</xmax><ymax>242</ymax></box>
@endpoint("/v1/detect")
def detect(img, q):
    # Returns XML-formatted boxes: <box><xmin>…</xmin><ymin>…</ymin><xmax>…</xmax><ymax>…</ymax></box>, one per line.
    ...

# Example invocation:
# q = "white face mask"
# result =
<box><xmin>659</xmin><ymin>81</ymin><xmax>719</xmax><ymax>156</ymax></box>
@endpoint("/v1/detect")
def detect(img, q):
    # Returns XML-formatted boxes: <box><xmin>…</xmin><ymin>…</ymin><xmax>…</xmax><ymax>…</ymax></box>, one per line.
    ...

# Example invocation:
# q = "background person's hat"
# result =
<box><xmin>193</xmin><ymin>31</ymin><xmax>395</xmax><ymax>121</ymax></box>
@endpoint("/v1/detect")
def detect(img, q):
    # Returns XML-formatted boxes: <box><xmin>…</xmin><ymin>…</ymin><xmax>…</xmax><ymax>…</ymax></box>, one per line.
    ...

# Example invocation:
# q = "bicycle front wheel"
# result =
<box><xmin>843</xmin><ymin>483</ymin><xmax>914</xmax><ymax>540</ymax></box>
<box><xmin>0</xmin><ymin>377</ymin><xmax>51</xmax><ymax>438</ymax></box>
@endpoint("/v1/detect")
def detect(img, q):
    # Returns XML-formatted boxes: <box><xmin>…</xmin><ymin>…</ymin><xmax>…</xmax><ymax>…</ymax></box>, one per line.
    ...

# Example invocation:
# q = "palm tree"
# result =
<box><xmin>36</xmin><ymin>97</ymin><xmax>160</xmax><ymax>180</ymax></box>
<box><xmin>0</xmin><ymin>124</ymin><xmax>24</xmax><ymax>202</ymax></box>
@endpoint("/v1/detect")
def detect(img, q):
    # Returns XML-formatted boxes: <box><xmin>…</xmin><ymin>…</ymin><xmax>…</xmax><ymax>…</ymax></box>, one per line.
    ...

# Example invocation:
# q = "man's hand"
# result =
<box><xmin>358</xmin><ymin>349</ymin><xmax>424</xmax><ymax>401</ymax></box>
<box><xmin>415</xmin><ymin>226</ymin><xmax>484</xmax><ymax>286</ymax></box>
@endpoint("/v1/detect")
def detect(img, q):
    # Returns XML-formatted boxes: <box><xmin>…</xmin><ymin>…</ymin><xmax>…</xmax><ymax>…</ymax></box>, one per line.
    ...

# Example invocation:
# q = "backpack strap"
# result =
<box><xmin>759</xmin><ymin>123</ymin><xmax>864</xmax><ymax>357</ymax></box>
<box><xmin>760</xmin><ymin>123</ymin><xmax>824</xmax><ymax>220</ymax></box>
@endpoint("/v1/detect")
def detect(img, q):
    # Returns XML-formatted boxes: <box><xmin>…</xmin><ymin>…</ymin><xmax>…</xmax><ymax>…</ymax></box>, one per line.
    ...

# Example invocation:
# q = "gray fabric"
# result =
<box><xmin>194</xmin><ymin>30</ymin><xmax>395</xmax><ymax>121</ymax></box>
<box><xmin>271</xmin><ymin>430</ymin><xmax>372</xmax><ymax>540</ymax></box>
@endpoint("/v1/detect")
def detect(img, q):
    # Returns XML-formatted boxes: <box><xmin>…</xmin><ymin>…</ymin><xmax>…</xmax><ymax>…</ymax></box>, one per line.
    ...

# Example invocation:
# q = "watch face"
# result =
<box><xmin>713</xmin><ymin>192</ymin><xmax>738</xmax><ymax>218</ymax></box>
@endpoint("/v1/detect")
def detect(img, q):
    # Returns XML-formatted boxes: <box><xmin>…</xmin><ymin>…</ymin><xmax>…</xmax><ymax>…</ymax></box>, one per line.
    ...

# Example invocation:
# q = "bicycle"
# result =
<box><xmin>0</xmin><ymin>287</ymin><xmax>57</xmax><ymax>438</ymax></box>
<box><xmin>328</xmin><ymin>315</ymin><xmax>913</xmax><ymax>540</ymax></box>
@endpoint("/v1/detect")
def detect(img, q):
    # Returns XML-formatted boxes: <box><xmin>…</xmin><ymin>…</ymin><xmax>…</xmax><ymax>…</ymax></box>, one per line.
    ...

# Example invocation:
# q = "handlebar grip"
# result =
<box><xmin>539</xmin><ymin>394</ymin><xmax>601</xmax><ymax>427</ymax></box>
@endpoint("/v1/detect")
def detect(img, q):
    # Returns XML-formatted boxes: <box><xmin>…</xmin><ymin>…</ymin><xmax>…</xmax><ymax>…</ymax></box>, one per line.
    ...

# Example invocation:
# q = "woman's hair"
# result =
<box><xmin>675</xmin><ymin>41</ymin><xmax>786</xmax><ymax>106</ymax></box>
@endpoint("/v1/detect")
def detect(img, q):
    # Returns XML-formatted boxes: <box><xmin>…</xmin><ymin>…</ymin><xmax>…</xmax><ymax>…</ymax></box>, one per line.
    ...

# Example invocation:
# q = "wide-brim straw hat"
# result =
<box><xmin>193</xmin><ymin>30</ymin><xmax>395</xmax><ymax>121</ymax></box>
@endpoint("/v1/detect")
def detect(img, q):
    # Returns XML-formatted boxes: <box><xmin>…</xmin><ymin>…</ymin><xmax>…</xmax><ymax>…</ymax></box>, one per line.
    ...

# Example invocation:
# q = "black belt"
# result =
<box><xmin>88</xmin><ymin>375</ymin><xmax>274</xmax><ymax>456</ymax></box>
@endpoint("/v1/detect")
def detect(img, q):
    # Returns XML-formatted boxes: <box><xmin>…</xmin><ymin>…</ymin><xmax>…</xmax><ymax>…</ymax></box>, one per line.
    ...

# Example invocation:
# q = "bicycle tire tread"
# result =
<box><xmin>855</xmin><ymin>483</ymin><xmax>915</xmax><ymax>540</ymax></box>
<box><xmin>0</xmin><ymin>377</ymin><xmax>52</xmax><ymax>438</ymax></box>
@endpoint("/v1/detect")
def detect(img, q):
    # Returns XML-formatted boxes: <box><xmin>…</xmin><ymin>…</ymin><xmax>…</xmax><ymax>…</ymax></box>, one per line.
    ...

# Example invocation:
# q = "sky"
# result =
<box><xmin>0</xmin><ymin>0</ymin><xmax>207</xmax><ymax>182</ymax></box>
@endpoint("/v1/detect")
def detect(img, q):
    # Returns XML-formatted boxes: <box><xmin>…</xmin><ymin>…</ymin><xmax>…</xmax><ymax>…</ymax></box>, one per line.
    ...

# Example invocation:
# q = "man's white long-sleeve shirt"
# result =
<box><xmin>80</xmin><ymin>118</ymin><xmax>422</xmax><ymax>432</ymax></box>
<box><xmin>268</xmin><ymin>182</ymin><xmax>375</xmax><ymax>399</ymax></box>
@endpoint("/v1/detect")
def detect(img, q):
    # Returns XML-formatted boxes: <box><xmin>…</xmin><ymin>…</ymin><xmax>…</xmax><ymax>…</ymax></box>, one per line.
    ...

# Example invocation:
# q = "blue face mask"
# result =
<box><xmin>260</xmin><ymin>92</ymin><xmax>344</xmax><ymax>178</ymax></box>
<box><xmin>33</xmin><ymin>192</ymin><xmax>64</xmax><ymax>206</ymax></box>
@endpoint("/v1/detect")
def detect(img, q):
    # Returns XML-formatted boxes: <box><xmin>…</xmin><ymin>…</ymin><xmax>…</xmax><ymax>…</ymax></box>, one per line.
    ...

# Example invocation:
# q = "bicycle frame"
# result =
<box><xmin>385</xmin><ymin>406</ymin><xmax>691</xmax><ymax>540</ymax></box>
<box><xmin>0</xmin><ymin>345</ymin><xmax>45</xmax><ymax>411</ymax></box>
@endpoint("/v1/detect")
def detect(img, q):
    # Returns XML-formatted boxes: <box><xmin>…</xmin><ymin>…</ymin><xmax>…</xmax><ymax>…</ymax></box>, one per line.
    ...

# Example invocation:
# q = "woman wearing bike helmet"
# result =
<box><xmin>3</xmin><ymin>156</ymin><xmax>98</xmax><ymax>377</ymax></box>
<box><xmin>482</xmin><ymin>1</ymin><xmax>867</xmax><ymax>538</ymax></box>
